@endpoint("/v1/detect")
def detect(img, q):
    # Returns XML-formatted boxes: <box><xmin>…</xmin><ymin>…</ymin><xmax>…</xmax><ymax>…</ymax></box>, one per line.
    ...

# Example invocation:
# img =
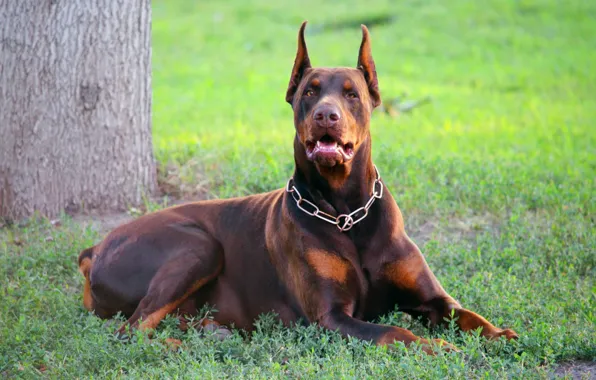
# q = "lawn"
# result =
<box><xmin>1</xmin><ymin>0</ymin><xmax>595</xmax><ymax>378</ymax></box>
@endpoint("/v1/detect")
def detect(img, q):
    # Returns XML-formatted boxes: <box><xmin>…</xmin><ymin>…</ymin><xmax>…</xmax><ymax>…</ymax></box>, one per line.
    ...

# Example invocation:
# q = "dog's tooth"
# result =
<box><xmin>316</xmin><ymin>141</ymin><xmax>322</xmax><ymax>147</ymax></box>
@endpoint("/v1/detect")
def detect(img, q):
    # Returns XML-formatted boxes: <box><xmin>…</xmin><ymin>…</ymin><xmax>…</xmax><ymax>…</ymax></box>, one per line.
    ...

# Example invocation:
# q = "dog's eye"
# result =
<box><xmin>304</xmin><ymin>89</ymin><xmax>315</xmax><ymax>97</ymax></box>
<box><xmin>346</xmin><ymin>92</ymin><xmax>359</xmax><ymax>99</ymax></box>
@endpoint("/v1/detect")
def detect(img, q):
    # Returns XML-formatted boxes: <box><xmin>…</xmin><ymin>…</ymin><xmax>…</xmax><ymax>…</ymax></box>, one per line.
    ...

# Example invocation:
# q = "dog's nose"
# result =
<box><xmin>314</xmin><ymin>106</ymin><xmax>341</xmax><ymax>127</ymax></box>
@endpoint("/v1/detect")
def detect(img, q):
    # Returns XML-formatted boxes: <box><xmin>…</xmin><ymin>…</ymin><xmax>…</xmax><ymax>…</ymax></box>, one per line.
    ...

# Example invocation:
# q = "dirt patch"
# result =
<box><xmin>407</xmin><ymin>212</ymin><xmax>501</xmax><ymax>247</ymax></box>
<box><xmin>157</xmin><ymin>159</ymin><xmax>212</xmax><ymax>200</ymax></box>
<box><xmin>554</xmin><ymin>361</ymin><xmax>596</xmax><ymax>379</ymax></box>
<box><xmin>72</xmin><ymin>210</ymin><xmax>135</xmax><ymax>236</ymax></box>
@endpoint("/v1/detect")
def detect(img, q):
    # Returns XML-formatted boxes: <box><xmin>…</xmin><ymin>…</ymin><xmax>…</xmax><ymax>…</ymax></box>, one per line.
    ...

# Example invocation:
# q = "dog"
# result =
<box><xmin>78</xmin><ymin>22</ymin><xmax>518</xmax><ymax>353</ymax></box>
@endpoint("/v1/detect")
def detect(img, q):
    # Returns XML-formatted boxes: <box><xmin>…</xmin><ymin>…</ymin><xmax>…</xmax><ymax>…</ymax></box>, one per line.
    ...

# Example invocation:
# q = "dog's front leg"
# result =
<box><xmin>383</xmin><ymin>236</ymin><xmax>518</xmax><ymax>340</ymax></box>
<box><xmin>412</xmin><ymin>297</ymin><xmax>519</xmax><ymax>340</ymax></box>
<box><xmin>293</xmin><ymin>247</ymin><xmax>455</xmax><ymax>354</ymax></box>
<box><xmin>317</xmin><ymin>308</ymin><xmax>456</xmax><ymax>354</ymax></box>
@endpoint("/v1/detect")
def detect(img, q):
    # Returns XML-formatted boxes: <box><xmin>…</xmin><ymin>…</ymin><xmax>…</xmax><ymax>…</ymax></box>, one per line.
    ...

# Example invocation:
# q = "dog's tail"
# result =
<box><xmin>78</xmin><ymin>246</ymin><xmax>95</xmax><ymax>311</ymax></box>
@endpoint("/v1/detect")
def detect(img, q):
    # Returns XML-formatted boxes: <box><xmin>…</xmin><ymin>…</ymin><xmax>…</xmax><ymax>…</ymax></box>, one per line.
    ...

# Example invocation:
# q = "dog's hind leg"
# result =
<box><xmin>117</xmin><ymin>229</ymin><xmax>224</xmax><ymax>335</ymax></box>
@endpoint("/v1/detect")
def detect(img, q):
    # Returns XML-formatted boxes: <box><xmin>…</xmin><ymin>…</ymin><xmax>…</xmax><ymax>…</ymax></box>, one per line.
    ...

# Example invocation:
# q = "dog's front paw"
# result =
<box><xmin>496</xmin><ymin>328</ymin><xmax>519</xmax><ymax>340</ymax></box>
<box><xmin>485</xmin><ymin>327</ymin><xmax>518</xmax><ymax>341</ymax></box>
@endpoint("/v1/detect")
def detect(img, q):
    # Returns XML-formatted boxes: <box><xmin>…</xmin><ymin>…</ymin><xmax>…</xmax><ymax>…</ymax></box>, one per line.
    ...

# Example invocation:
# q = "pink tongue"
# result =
<box><xmin>317</xmin><ymin>141</ymin><xmax>338</xmax><ymax>153</ymax></box>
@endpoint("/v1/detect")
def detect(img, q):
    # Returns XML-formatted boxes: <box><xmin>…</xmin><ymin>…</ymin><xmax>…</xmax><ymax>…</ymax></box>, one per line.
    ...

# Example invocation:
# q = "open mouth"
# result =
<box><xmin>305</xmin><ymin>134</ymin><xmax>355</xmax><ymax>162</ymax></box>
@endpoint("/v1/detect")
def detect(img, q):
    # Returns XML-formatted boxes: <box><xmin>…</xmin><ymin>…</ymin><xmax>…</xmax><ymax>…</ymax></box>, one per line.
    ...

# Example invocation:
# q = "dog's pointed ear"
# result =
<box><xmin>357</xmin><ymin>25</ymin><xmax>381</xmax><ymax>108</ymax></box>
<box><xmin>286</xmin><ymin>21</ymin><xmax>312</xmax><ymax>104</ymax></box>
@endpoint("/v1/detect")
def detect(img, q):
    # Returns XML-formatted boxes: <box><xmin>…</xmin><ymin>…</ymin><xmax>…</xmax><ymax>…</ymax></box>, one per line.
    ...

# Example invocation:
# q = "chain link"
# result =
<box><xmin>285</xmin><ymin>165</ymin><xmax>383</xmax><ymax>232</ymax></box>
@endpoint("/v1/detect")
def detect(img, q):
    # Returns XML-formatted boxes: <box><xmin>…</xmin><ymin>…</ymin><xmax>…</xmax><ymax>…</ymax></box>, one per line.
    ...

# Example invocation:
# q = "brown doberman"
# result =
<box><xmin>78</xmin><ymin>22</ymin><xmax>518</xmax><ymax>353</ymax></box>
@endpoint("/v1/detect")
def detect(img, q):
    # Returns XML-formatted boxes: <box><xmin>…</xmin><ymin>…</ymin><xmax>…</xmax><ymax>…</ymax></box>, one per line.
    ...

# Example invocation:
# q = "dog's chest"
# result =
<box><xmin>350</xmin><ymin>239</ymin><xmax>401</xmax><ymax>320</ymax></box>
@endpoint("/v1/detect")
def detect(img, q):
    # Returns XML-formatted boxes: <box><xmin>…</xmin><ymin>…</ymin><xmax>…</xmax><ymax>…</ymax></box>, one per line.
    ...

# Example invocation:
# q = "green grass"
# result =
<box><xmin>1</xmin><ymin>0</ymin><xmax>595</xmax><ymax>378</ymax></box>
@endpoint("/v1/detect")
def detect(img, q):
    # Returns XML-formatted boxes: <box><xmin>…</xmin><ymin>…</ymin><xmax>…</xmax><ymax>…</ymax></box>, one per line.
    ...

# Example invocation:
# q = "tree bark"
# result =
<box><xmin>0</xmin><ymin>0</ymin><xmax>156</xmax><ymax>221</ymax></box>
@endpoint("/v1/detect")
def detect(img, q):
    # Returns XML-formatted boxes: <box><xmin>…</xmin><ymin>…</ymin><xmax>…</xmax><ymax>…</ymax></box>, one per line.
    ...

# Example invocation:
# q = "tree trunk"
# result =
<box><xmin>0</xmin><ymin>0</ymin><xmax>156</xmax><ymax>221</ymax></box>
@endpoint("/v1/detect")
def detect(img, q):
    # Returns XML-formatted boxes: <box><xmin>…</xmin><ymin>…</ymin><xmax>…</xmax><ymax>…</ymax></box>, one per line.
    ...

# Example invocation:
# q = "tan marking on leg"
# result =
<box><xmin>454</xmin><ymin>308</ymin><xmax>496</xmax><ymax>332</ymax></box>
<box><xmin>138</xmin><ymin>277</ymin><xmax>211</xmax><ymax>332</ymax></box>
<box><xmin>452</xmin><ymin>308</ymin><xmax>519</xmax><ymax>340</ymax></box>
<box><xmin>377</xmin><ymin>328</ymin><xmax>458</xmax><ymax>354</ymax></box>
<box><xmin>306</xmin><ymin>250</ymin><xmax>349</xmax><ymax>283</ymax></box>
<box><xmin>376</xmin><ymin>326</ymin><xmax>419</xmax><ymax>346</ymax></box>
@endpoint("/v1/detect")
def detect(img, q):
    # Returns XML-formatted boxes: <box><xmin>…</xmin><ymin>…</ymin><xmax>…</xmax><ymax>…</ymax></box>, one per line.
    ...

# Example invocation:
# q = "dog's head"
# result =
<box><xmin>286</xmin><ymin>21</ymin><xmax>381</xmax><ymax>169</ymax></box>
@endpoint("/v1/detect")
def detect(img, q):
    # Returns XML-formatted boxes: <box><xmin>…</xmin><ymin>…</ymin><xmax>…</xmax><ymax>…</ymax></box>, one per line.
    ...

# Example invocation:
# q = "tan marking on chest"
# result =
<box><xmin>306</xmin><ymin>250</ymin><xmax>350</xmax><ymax>283</ymax></box>
<box><xmin>383</xmin><ymin>255</ymin><xmax>425</xmax><ymax>289</ymax></box>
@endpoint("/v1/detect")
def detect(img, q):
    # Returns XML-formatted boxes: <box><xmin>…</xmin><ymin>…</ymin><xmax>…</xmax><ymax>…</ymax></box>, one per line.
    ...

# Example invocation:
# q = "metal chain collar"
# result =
<box><xmin>285</xmin><ymin>166</ymin><xmax>383</xmax><ymax>232</ymax></box>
